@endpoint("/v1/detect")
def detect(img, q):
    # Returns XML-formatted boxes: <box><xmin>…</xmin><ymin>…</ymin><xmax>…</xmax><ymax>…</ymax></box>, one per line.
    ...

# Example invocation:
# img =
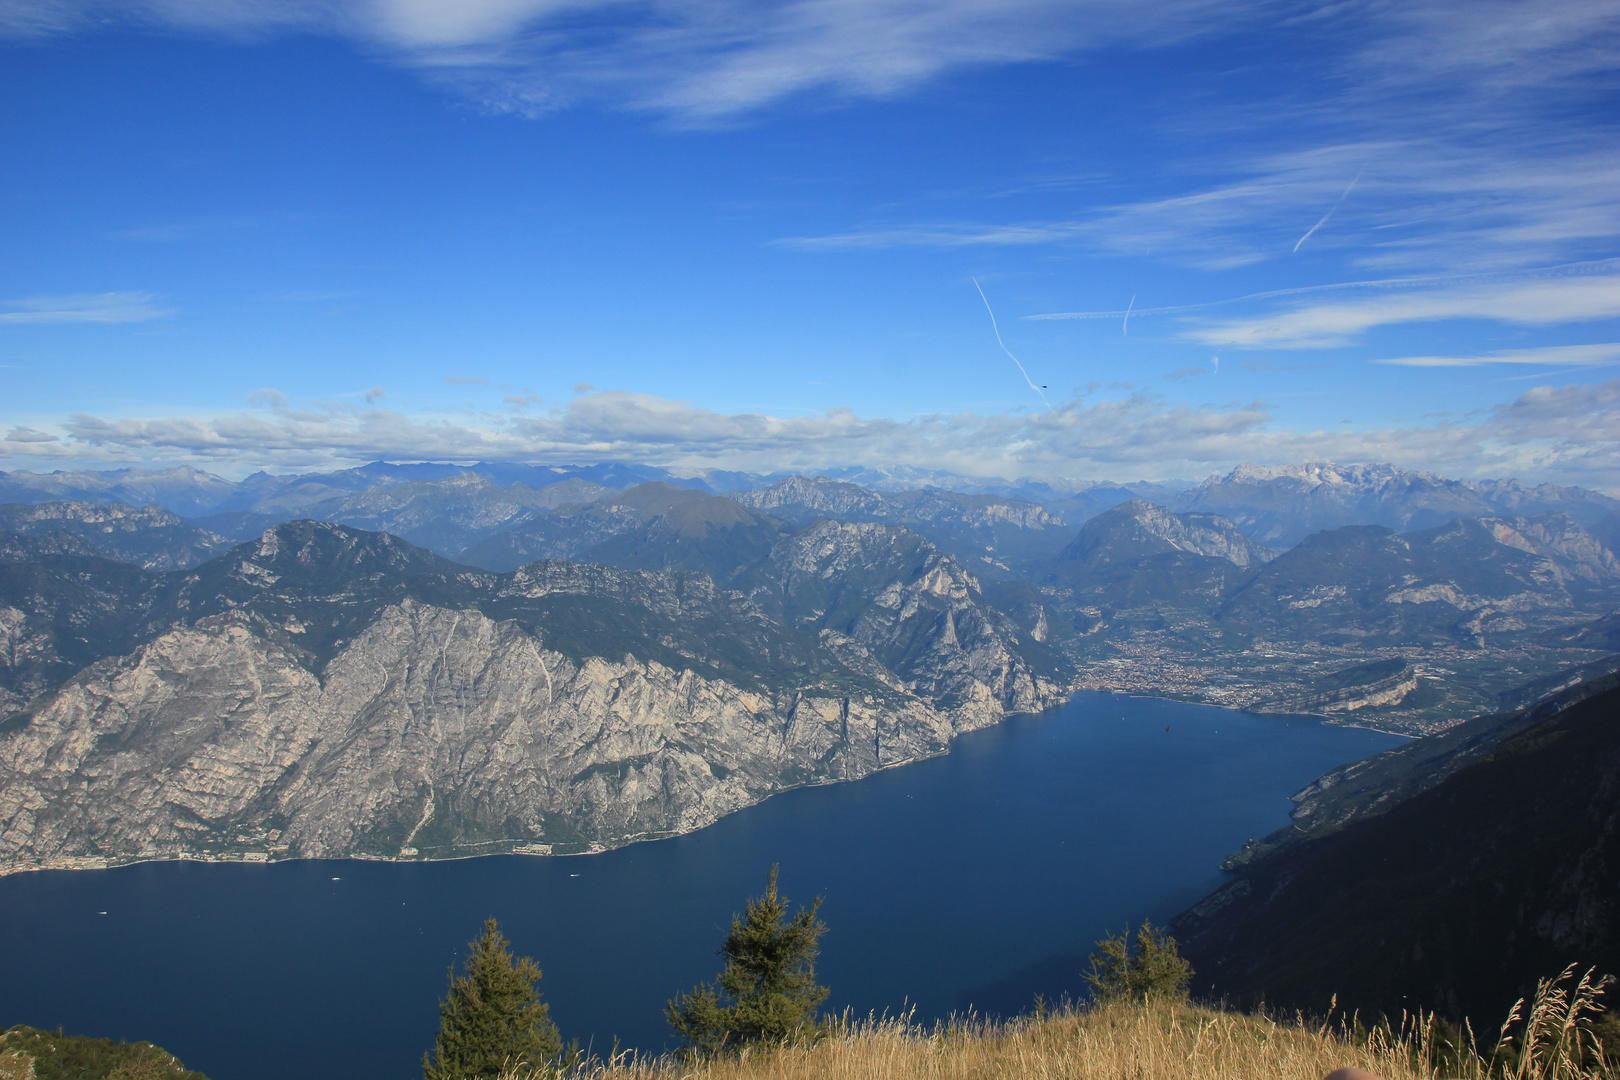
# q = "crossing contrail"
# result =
<box><xmin>1294</xmin><ymin>170</ymin><xmax>1363</xmax><ymax>253</ymax></box>
<box><xmin>973</xmin><ymin>278</ymin><xmax>1051</xmax><ymax>411</ymax></box>
<box><xmin>1123</xmin><ymin>293</ymin><xmax>1136</xmax><ymax>336</ymax></box>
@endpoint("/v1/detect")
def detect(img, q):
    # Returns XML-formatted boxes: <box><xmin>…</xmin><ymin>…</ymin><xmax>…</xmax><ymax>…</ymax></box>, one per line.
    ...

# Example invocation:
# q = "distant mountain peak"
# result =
<box><xmin>1209</xmin><ymin>461</ymin><xmax>1441</xmax><ymax>490</ymax></box>
<box><xmin>1062</xmin><ymin>499</ymin><xmax>1273</xmax><ymax>568</ymax></box>
<box><xmin>1181</xmin><ymin>462</ymin><xmax>1620</xmax><ymax>547</ymax></box>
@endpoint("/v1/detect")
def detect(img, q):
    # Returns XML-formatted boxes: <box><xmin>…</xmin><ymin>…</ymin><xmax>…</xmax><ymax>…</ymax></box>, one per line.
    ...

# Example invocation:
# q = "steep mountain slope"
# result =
<box><xmin>0</xmin><ymin>520</ymin><xmax>1056</xmax><ymax>872</ymax></box>
<box><xmin>0</xmin><ymin>520</ymin><xmax>829</xmax><ymax>708</ymax></box>
<box><xmin>0</xmin><ymin>501</ymin><xmax>232</xmax><ymax>570</ymax></box>
<box><xmin>0</xmin><ymin>531</ymin><xmax>106</xmax><ymax>561</ymax></box>
<box><xmin>1058</xmin><ymin>499</ymin><xmax>1272</xmax><ymax>569</ymax></box>
<box><xmin>1037</xmin><ymin>483</ymin><xmax>1164</xmax><ymax>526</ymax></box>
<box><xmin>461</xmin><ymin>482</ymin><xmax>791</xmax><ymax>576</ymax></box>
<box><xmin>0</xmin><ymin>551</ymin><xmax>165</xmax><ymax>716</ymax></box>
<box><xmin>1045</xmin><ymin>500</ymin><xmax>1271</xmax><ymax>613</ymax></box>
<box><xmin>734</xmin><ymin>475</ymin><xmax>1071</xmax><ymax>577</ymax></box>
<box><xmin>1174</xmin><ymin>679</ymin><xmax>1620</xmax><ymax>1024</ymax></box>
<box><xmin>1226</xmin><ymin>661</ymin><xmax>1620</xmax><ymax>870</ymax></box>
<box><xmin>1219</xmin><ymin>515</ymin><xmax>1619</xmax><ymax>646</ymax></box>
<box><xmin>1175</xmin><ymin>463</ymin><xmax>1620</xmax><ymax>547</ymax></box>
<box><xmin>563</xmin><ymin>483</ymin><xmax>792</xmax><ymax>584</ymax></box>
<box><xmin>0</xmin><ymin>600</ymin><xmax>957</xmax><ymax>868</ymax></box>
<box><xmin>761</xmin><ymin>520</ymin><xmax>1055</xmax><ymax>725</ymax></box>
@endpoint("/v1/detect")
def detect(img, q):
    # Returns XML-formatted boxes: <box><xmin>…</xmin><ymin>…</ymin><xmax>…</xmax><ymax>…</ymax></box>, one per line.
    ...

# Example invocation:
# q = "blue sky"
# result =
<box><xmin>2</xmin><ymin>0</ymin><xmax>1619</xmax><ymax>488</ymax></box>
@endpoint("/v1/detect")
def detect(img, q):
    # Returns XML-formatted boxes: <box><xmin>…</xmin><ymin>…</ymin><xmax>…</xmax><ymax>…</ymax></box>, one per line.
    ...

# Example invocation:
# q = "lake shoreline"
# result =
<box><xmin>0</xmin><ymin>690</ymin><xmax>1413</xmax><ymax>879</ymax></box>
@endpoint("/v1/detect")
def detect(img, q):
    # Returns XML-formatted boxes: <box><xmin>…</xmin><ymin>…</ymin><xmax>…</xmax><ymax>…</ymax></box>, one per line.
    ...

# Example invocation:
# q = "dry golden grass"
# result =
<box><xmin>545</xmin><ymin>966</ymin><xmax>1618</xmax><ymax>1080</ymax></box>
<box><xmin>561</xmin><ymin>1002</ymin><xmax>1424</xmax><ymax>1080</ymax></box>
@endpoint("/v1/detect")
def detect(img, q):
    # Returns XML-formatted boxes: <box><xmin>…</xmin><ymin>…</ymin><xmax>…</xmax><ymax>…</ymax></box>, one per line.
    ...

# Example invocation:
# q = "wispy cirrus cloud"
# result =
<box><xmin>11</xmin><ymin>378</ymin><xmax>1618</xmax><ymax>491</ymax></box>
<box><xmin>770</xmin><ymin>1</ymin><xmax>1620</xmax><ymax>285</ymax></box>
<box><xmin>787</xmin><ymin>136</ymin><xmax>1620</xmax><ymax>274</ymax></box>
<box><xmin>2</xmin><ymin>0</ymin><xmax>1244</xmax><ymax>121</ymax></box>
<box><xmin>9</xmin><ymin>0</ymin><xmax>1613</xmax><ymax>123</ymax></box>
<box><xmin>0</xmin><ymin>292</ymin><xmax>172</xmax><ymax>325</ymax></box>
<box><xmin>1185</xmin><ymin>270</ymin><xmax>1620</xmax><ymax>349</ymax></box>
<box><xmin>1372</xmin><ymin>343</ymin><xmax>1620</xmax><ymax>369</ymax></box>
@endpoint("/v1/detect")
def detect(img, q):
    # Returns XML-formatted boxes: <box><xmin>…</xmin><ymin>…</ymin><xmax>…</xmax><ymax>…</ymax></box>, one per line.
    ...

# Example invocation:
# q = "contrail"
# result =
<box><xmin>1123</xmin><ymin>293</ymin><xmax>1136</xmax><ymax>336</ymax></box>
<box><xmin>972</xmin><ymin>278</ymin><xmax>1051</xmax><ymax>411</ymax></box>
<box><xmin>1293</xmin><ymin>170</ymin><xmax>1363</xmax><ymax>253</ymax></box>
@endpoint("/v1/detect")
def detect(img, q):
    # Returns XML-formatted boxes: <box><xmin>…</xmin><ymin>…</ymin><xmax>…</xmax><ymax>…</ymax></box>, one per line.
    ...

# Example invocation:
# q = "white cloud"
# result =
<box><xmin>788</xmin><ymin>137</ymin><xmax>1620</xmax><ymax>274</ymax></box>
<box><xmin>3</xmin><ymin>0</ymin><xmax>1243</xmax><ymax>120</ymax></box>
<box><xmin>1372</xmin><ymin>343</ymin><xmax>1620</xmax><ymax>368</ymax></box>
<box><xmin>0</xmin><ymin>292</ymin><xmax>173</xmax><ymax>325</ymax></box>
<box><xmin>5</xmin><ymin>426</ymin><xmax>59</xmax><ymax>443</ymax></box>
<box><xmin>1187</xmin><ymin>272</ymin><xmax>1620</xmax><ymax>349</ymax></box>
<box><xmin>6</xmin><ymin>380</ymin><xmax>1615</xmax><ymax>492</ymax></box>
<box><xmin>767</xmin><ymin>3</ymin><xmax>1620</xmax><ymax>279</ymax></box>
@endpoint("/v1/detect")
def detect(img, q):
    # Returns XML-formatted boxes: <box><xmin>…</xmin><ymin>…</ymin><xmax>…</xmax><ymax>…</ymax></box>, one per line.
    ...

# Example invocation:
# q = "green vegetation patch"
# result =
<box><xmin>0</xmin><ymin>1026</ymin><xmax>209</xmax><ymax>1080</ymax></box>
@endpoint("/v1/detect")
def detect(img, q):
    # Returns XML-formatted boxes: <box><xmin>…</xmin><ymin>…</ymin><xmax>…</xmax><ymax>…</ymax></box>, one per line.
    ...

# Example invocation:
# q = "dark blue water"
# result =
<box><xmin>0</xmin><ymin>693</ymin><xmax>1400</xmax><ymax>1080</ymax></box>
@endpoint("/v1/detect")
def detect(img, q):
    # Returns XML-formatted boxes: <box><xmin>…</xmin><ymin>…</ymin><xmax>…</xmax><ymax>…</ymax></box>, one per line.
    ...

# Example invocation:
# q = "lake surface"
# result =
<box><xmin>0</xmin><ymin>692</ymin><xmax>1402</xmax><ymax>1080</ymax></box>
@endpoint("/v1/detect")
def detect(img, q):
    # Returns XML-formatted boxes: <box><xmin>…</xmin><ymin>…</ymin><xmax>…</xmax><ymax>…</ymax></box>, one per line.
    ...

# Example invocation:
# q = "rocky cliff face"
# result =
<box><xmin>734</xmin><ymin>475</ymin><xmax>884</xmax><ymax>518</ymax></box>
<box><xmin>1060</xmin><ymin>499</ymin><xmax>1273</xmax><ymax>569</ymax></box>
<box><xmin>0</xmin><ymin>519</ymin><xmax>1057</xmax><ymax>873</ymax></box>
<box><xmin>1266</xmin><ymin>659</ymin><xmax>1419</xmax><ymax>714</ymax></box>
<box><xmin>765</xmin><ymin>520</ymin><xmax>1054</xmax><ymax>728</ymax></box>
<box><xmin>0</xmin><ymin>600</ymin><xmax>955</xmax><ymax>870</ymax></box>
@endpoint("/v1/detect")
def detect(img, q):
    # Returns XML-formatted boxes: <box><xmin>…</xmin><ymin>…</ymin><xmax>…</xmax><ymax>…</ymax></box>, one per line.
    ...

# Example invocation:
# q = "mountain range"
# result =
<box><xmin>0</xmin><ymin>516</ymin><xmax>1055</xmax><ymax>872</ymax></box>
<box><xmin>1</xmin><ymin>457</ymin><xmax>1618</xmax><ymax>872</ymax></box>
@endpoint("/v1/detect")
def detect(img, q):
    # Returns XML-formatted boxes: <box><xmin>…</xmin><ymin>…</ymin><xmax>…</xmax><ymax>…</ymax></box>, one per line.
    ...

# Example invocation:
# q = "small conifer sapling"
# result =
<box><xmin>666</xmin><ymin>865</ymin><xmax>829</xmax><ymax>1057</ymax></box>
<box><xmin>424</xmin><ymin>918</ymin><xmax>562</xmax><ymax>1080</ymax></box>
<box><xmin>1084</xmin><ymin>920</ymin><xmax>1193</xmax><ymax>1005</ymax></box>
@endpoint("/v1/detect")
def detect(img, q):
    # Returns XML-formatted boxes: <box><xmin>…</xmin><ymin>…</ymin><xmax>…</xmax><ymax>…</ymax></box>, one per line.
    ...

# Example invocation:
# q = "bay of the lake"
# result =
<box><xmin>0</xmin><ymin>692</ymin><xmax>1402</xmax><ymax>1080</ymax></box>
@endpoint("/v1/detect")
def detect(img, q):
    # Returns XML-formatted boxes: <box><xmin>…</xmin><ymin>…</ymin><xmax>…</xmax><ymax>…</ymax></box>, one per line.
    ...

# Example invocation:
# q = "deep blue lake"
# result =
<box><xmin>0</xmin><ymin>692</ymin><xmax>1402</xmax><ymax>1080</ymax></box>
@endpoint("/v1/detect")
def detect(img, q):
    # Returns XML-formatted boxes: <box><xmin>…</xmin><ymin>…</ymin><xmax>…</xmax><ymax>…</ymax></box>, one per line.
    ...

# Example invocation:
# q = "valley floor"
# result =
<box><xmin>1070</xmin><ymin>640</ymin><xmax>1612</xmax><ymax>734</ymax></box>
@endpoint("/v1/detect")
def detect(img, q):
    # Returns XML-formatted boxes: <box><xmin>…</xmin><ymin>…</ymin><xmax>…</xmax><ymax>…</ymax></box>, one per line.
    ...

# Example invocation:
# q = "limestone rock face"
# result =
<box><xmin>766</xmin><ymin>520</ymin><xmax>1055</xmax><ymax>730</ymax></box>
<box><xmin>0</xmin><ymin>600</ymin><xmax>954</xmax><ymax>870</ymax></box>
<box><xmin>735</xmin><ymin>475</ymin><xmax>884</xmax><ymax>517</ymax></box>
<box><xmin>1061</xmin><ymin>499</ymin><xmax>1273</xmax><ymax>570</ymax></box>
<box><xmin>0</xmin><ymin>518</ymin><xmax>1062</xmax><ymax>873</ymax></box>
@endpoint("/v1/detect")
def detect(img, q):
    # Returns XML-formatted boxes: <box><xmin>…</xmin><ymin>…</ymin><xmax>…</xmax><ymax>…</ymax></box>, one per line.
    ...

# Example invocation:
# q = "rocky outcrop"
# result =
<box><xmin>734</xmin><ymin>475</ymin><xmax>884</xmax><ymax>518</ymax></box>
<box><xmin>1059</xmin><ymin>500</ymin><xmax>1273</xmax><ymax>569</ymax></box>
<box><xmin>0</xmin><ymin>501</ymin><xmax>231</xmax><ymax>571</ymax></box>
<box><xmin>766</xmin><ymin>520</ymin><xmax>1055</xmax><ymax>729</ymax></box>
<box><xmin>1267</xmin><ymin>659</ymin><xmax>1419</xmax><ymax>714</ymax></box>
<box><xmin>0</xmin><ymin>601</ymin><xmax>954</xmax><ymax>871</ymax></box>
<box><xmin>1473</xmin><ymin>513</ymin><xmax>1620</xmax><ymax>589</ymax></box>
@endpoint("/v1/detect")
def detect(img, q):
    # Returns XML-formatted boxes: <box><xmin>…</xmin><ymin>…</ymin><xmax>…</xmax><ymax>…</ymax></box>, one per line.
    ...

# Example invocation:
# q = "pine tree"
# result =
<box><xmin>423</xmin><ymin>918</ymin><xmax>562</xmax><ymax>1080</ymax></box>
<box><xmin>666</xmin><ymin>866</ymin><xmax>829</xmax><ymax>1058</ymax></box>
<box><xmin>1084</xmin><ymin>920</ymin><xmax>1193</xmax><ymax>1005</ymax></box>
